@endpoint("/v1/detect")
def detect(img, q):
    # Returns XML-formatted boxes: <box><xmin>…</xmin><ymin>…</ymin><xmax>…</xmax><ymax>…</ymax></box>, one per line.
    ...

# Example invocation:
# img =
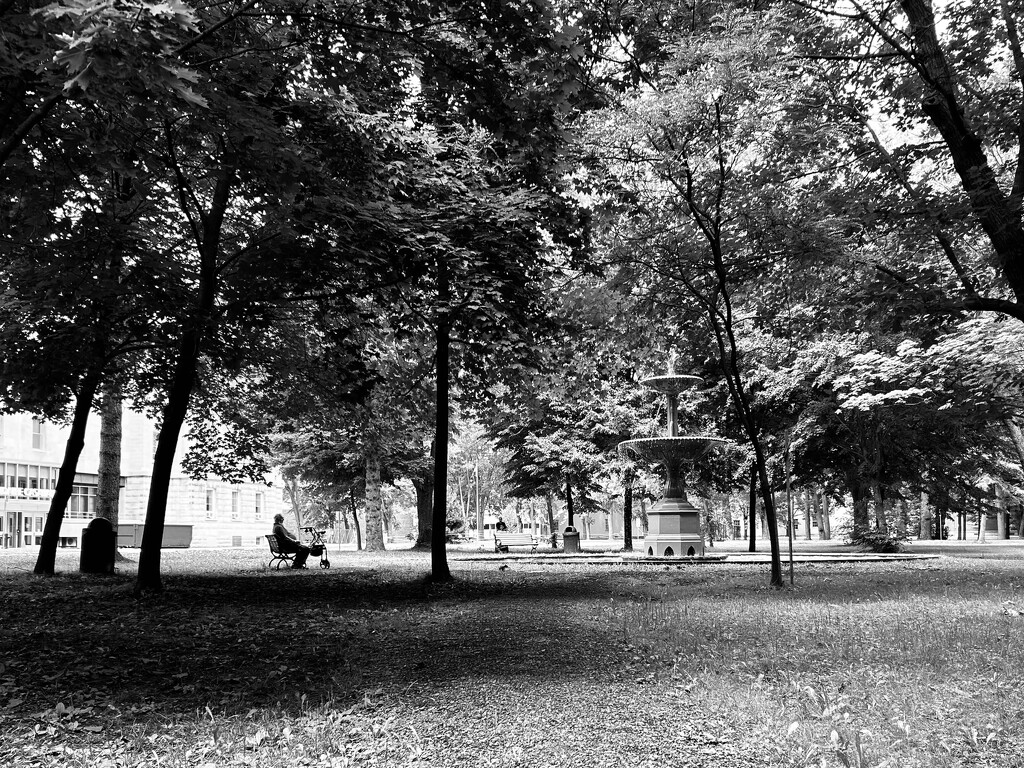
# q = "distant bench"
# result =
<box><xmin>494</xmin><ymin>532</ymin><xmax>537</xmax><ymax>554</ymax></box>
<box><xmin>265</xmin><ymin>535</ymin><xmax>294</xmax><ymax>569</ymax></box>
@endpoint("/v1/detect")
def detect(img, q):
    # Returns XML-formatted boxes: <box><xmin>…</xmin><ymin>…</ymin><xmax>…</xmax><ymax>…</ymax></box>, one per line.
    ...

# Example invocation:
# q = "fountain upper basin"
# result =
<box><xmin>641</xmin><ymin>375</ymin><xmax>704</xmax><ymax>395</ymax></box>
<box><xmin>618</xmin><ymin>436</ymin><xmax>730</xmax><ymax>464</ymax></box>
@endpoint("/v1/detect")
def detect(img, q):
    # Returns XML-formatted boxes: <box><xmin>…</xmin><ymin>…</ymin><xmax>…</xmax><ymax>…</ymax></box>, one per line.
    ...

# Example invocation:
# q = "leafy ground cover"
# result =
<box><xmin>1</xmin><ymin>541</ymin><xmax>1023</xmax><ymax>767</ymax></box>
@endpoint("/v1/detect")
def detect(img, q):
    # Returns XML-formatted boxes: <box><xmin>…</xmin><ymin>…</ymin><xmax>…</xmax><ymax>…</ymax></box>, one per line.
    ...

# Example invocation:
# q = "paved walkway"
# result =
<box><xmin>453</xmin><ymin>536</ymin><xmax>1024</xmax><ymax>565</ymax></box>
<box><xmin>455</xmin><ymin>551</ymin><xmax>939</xmax><ymax>565</ymax></box>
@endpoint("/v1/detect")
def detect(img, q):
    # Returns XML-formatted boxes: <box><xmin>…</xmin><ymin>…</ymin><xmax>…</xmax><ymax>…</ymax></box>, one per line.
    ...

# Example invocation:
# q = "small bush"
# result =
<box><xmin>846</xmin><ymin>528</ymin><xmax>909</xmax><ymax>553</ymax></box>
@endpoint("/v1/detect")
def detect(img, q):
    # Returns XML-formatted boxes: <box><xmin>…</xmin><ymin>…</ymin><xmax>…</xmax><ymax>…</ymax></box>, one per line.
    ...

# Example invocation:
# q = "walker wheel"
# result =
<box><xmin>321</xmin><ymin>560</ymin><xmax>330</xmax><ymax>569</ymax></box>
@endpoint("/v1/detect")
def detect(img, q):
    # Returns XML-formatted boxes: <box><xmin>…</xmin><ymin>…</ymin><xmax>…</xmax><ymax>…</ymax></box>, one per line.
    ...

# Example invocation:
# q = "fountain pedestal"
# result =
<box><xmin>646</xmin><ymin>496</ymin><xmax>704</xmax><ymax>557</ymax></box>
<box><xmin>618</xmin><ymin>375</ymin><xmax>728</xmax><ymax>558</ymax></box>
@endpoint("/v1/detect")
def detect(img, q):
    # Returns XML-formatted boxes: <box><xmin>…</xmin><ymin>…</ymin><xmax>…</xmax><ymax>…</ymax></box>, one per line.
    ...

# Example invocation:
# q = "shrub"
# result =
<box><xmin>846</xmin><ymin>528</ymin><xmax>910</xmax><ymax>553</ymax></box>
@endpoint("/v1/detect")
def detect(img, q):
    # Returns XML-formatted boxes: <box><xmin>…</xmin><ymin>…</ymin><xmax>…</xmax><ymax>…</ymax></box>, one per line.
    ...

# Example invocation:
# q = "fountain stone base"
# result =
<box><xmin>645</xmin><ymin>496</ymin><xmax>705</xmax><ymax>557</ymax></box>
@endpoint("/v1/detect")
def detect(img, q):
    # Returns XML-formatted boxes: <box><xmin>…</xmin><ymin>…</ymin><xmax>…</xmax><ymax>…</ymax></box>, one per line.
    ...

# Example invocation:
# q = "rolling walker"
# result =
<box><xmin>301</xmin><ymin>527</ymin><xmax>331</xmax><ymax>569</ymax></box>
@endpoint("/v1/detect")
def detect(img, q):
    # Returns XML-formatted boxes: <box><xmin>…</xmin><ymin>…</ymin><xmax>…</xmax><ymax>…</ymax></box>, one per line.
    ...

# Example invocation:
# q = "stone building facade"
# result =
<box><xmin>0</xmin><ymin>409</ymin><xmax>284</xmax><ymax>550</ymax></box>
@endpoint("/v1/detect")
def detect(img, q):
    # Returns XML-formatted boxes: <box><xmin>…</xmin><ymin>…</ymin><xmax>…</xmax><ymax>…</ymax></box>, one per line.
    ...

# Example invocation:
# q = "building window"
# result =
<box><xmin>31</xmin><ymin>418</ymin><xmax>44</xmax><ymax>450</ymax></box>
<box><xmin>66</xmin><ymin>486</ymin><xmax>96</xmax><ymax>520</ymax></box>
<box><xmin>24</xmin><ymin>518</ymin><xmax>31</xmax><ymax>533</ymax></box>
<box><xmin>205</xmin><ymin>489</ymin><xmax>216</xmax><ymax>519</ymax></box>
<box><xmin>254</xmin><ymin>492</ymin><xmax>263</xmax><ymax>520</ymax></box>
<box><xmin>231</xmin><ymin>491</ymin><xmax>240</xmax><ymax>520</ymax></box>
<box><xmin>36</xmin><ymin>517</ymin><xmax>43</xmax><ymax>531</ymax></box>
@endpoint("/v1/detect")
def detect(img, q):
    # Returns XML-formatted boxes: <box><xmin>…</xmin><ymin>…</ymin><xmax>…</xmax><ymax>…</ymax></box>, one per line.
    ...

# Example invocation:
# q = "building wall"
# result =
<box><xmin>119</xmin><ymin>476</ymin><xmax>284</xmax><ymax>548</ymax></box>
<box><xmin>0</xmin><ymin>409</ymin><xmax>284</xmax><ymax>549</ymax></box>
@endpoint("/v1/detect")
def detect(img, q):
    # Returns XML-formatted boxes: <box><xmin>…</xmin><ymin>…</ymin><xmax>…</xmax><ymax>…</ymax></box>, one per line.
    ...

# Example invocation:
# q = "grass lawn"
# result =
<box><xmin>1</xmin><ymin>540</ymin><xmax>1023</xmax><ymax>767</ymax></box>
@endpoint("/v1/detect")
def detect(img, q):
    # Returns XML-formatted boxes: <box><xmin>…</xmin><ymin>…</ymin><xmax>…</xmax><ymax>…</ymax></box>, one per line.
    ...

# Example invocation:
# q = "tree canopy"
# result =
<box><xmin>4</xmin><ymin>0</ymin><xmax>1024</xmax><ymax>587</ymax></box>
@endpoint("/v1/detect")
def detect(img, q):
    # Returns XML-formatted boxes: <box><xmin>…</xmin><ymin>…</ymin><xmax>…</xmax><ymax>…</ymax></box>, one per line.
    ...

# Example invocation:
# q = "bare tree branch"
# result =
<box><xmin>0</xmin><ymin>93</ymin><xmax>63</xmax><ymax>169</ymax></box>
<box><xmin>174</xmin><ymin>0</ymin><xmax>261</xmax><ymax>57</ymax></box>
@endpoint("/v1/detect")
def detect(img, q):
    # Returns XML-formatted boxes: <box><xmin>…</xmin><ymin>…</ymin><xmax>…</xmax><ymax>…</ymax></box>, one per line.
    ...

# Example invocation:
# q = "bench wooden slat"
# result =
<box><xmin>494</xmin><ymin>532</ymin><xmax>537</xmax><ymax>554</ymax></box>
<box><xmin>266</xmin><ymin>534</ymin><xmax>294</xmax><ymax>569</ymax></box>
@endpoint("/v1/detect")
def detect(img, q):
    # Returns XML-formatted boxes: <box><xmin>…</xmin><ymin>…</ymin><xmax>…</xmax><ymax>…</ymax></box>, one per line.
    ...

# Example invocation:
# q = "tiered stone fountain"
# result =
<box><xmin>618</xmin><ymin>375</ymin><xmax>728</xmax><ymax>557</ymax></box>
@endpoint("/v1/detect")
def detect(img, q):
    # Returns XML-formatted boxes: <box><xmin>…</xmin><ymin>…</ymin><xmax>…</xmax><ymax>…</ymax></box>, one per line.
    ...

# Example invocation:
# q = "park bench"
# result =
<box><xmin>494</xmin><ymin>532</ymin><xmax>537</xmax><ymax>554</ymax></box>
<box><xmin>265</xmin><ymin>535</ymin><xmax>294</xmax><ymax>569</ymax></box>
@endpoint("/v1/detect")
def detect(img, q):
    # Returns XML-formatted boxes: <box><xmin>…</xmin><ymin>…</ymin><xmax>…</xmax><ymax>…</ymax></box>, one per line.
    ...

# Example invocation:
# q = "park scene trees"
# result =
<box><xmin>4</xmin><ymin>0</ymin><xmax>1024</xmax><ymax>765</ymax></box>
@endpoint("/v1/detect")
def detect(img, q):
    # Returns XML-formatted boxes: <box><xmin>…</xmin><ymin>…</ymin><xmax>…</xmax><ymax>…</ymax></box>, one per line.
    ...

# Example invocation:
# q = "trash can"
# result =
<box><xmin>563</xmin><ymin>526</ymin><xmax>580</xmax><ymax>554</ymax></box>
<box><xmin>80</xmin><ymin>518</ymin><xmax>115</xmax><ymax>574</ymax></box>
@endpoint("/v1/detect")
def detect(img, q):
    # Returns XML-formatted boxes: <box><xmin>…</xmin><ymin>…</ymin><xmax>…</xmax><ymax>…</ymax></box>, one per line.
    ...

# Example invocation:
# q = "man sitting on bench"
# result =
<box><xmin>272</xmin><ymin>513</ymin><xmax>310</xmax><ymax>569</ymax></box>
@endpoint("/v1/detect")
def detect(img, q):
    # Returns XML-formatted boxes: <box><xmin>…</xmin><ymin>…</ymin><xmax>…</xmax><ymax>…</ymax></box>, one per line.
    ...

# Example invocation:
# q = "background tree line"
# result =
<box><xmin>4</xmin><ymin>0</ymin><xmax>1024</xmax><ymax>590</ymax></box>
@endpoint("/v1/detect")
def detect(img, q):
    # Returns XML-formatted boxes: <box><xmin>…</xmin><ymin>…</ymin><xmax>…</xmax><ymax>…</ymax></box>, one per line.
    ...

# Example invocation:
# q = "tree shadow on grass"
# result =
<box><xmin>0</xmin><ymin>567</ymin><xmax>638</xmax><ymax>731</ymax></box>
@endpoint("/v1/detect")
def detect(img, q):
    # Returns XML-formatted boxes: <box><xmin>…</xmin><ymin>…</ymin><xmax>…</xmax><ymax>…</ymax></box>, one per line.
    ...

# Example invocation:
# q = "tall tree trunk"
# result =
<box><xmin>702</xmin><ymin>497</ymin><xmax>714</xmax><ymax>548</ymax></box>
<box><xmin>871</xmin><ymin>418</ymin><xmax>888</xmax><ymax>539</ymax></box>
<box><xmin>897</xmin><ymin>497</ymin><xmax>910</xmax><ymax>537</ymax></box>
<box><xmin>811</xmin><ymin>488</ymin><xmax>824</xmax><ymax>540</ymax></box>
<box><xmin>748</xmin><ymin>464</ymin><xmax>757</xmax><ymax>552</ymax></box>
<box><xmin>821</xmin><ymin>492</ymin><xmax>832</xmax><ymax>540</ymax></box>
<box><xmin>849</xmin><ymin>475</ymin><xmax>871</xmax><ymax>540</ymax></box>
<box><xmin>978</xmin><ymin>495</ymin><xmax>987</xmax><ymax>542</ymax></box>
<box><xmin>135</xmin><ymin>162</ymin><xmax>232</xmax><ymax>594</ymax></box>
<box><xmin>412</xmin><ymin>442</ymin><xmax>433</xmax><ymax>550</ymax></box>
<box><xmin>95</xmin><ymin>380</ymin><xmax>124</xmax><ymax>563</ymax></box>
<box><xmin>475</xmin><ymin>466</ymin><xmax>484</xmax><ymax>538</ymax></box>
<box><xmin>136</xmin><ymin>357</ymin><xmax>197</xmax><ymax>593</ymax></box>
<box><xmin>33</xmin><ymin>370</ymin><xmax>102</xmax><ymax>575</ymax></box>
<box><xmin>455</xmin><ymin>475</ymin><xmax>466</xmax><ymax>517</ymax></box>
<box><xmin>622</xmin><ymin>468</ymin><xmax>634</xmax><ymax>552</ymax></box>
<box><xmin>995</xmin><ymin>485</ymin><xmax>1008</xmax><ymax>539</ymax></box>
<box><xmin>95</xmin><ymin>380</ymin><xmax>122</xmax><ymax>525</ymax></box>
<box><xmin>754</xmin><ymin>449</ymin><xmax>783</xmax><ymax>586</ymax></box>
<box><xmin>429</xmin><ymin>256</ymin><xmax>452</xmax><ymax>581</ymax></box>
<box><xmin>684</xmin><ymin>192</ymin><xmax>781</xmax><ymax>584</ymax></box>
<box><xmin>565</xmin><ymin>480</ymin><xmax>574</xmax><ymax>528</ymax></box>
<box><xmin>919</xmin><ymin>491</ymin><xmax>932</xmax><ymax>540</ymax></box>
<box><xmin>707</xmin><ymin>305</ymin><xmax>781</xmax><ymax>581</ymax></box>
<box><xmin>803</xmin><ymin>489</ymin><xmax>812</xmax><ymax>540</ymax></box>
<box><xmin>349</xmin><ymin>487</ymin><xmax>362</xmax><ymax>551</ymax></box>
<box><xmin>545</xmin><ymin>491</ymin><xmax>557</xmax><ymax>549</ymax></box>
<box><xmin>412</xmin><ymin>477</ymin><xmax>433</xmax><ymax>548</ymax></box>
<box><xmin>872</xmin><ymin>481</ymin><xmax>889</xmax><ymax>536</ymax></box>
<box><xmin>284</xmin><ymin>476</ymin><xmax>304</xmax><ymax>531</ymax></box>
<box><xmin>364</xmin><ymin>454</ymin><xmax>385</xmax><ymax>550</ymax></box>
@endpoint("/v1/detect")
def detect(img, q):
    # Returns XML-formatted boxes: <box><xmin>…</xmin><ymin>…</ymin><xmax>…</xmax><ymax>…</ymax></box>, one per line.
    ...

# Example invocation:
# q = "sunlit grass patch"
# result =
<box><xmin>603</xmin><ymin>565</ymin><xmax>1024</xmax><ymax>767</ymax></box>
